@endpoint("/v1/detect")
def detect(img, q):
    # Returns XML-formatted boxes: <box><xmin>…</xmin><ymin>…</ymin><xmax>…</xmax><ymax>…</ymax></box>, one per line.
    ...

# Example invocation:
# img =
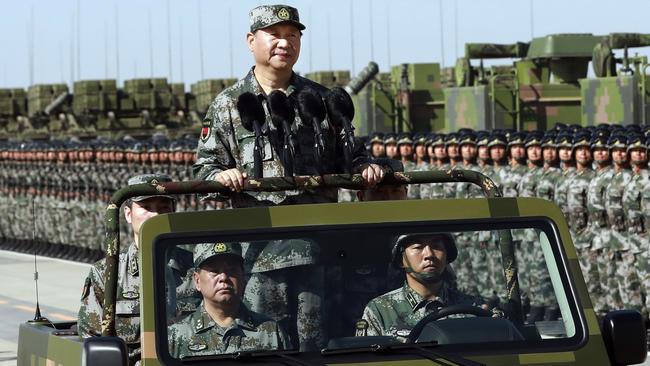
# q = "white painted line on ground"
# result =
<box><xmin>0</xmin><ymin>250</ymin><xmax>91</xmax><ymax>268</ymax></box>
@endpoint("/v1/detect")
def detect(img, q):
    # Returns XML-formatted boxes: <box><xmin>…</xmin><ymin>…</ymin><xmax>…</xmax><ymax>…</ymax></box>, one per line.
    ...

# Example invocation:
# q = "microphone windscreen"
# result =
<box><xmin>236</xmin><ymin>92</ymin><xmax>266</xmax><ymax>132</ymax></box>
<box><xmin>268</xmin><ymin>90</ymin><xmax>296</xmax><ymax>130</ymax></box>
<box><xmin>297</xmin><ymin>88</ymin><xmax>326</xmax><ymax>123</ymax></box>
<box><xmin>325</xmin><ymin>87</ymin><xmax>355</xmax><ymax>127</ymax></box>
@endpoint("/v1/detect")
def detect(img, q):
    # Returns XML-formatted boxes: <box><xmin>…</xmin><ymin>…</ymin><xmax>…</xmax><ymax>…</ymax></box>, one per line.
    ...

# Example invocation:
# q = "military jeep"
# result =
<box><xmin>17</xmin><ymin>170</ymin><xmax>647</xmax><ymax>365</ymax></box>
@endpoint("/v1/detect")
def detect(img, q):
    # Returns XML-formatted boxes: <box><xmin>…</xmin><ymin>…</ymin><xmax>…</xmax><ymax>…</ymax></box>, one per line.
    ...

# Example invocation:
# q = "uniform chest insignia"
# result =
<box><xmin>354</xmin><ymin>319</ymin><xmax>369</xmax><ymax>337</ymax></box>
<box><xmin>121</xmin><ymin>291</ymin><xmax>139</xmax><ymax>300</ymax></box>
<box><xmin>188</xmin><ymin>343</ymin><xmax>207</xmax><ymax>352</ymax></box>
<box><xmin>200</xmin><ymin>126</ymin><xmax>211</xmax><ymax>142</ymax></box>
<box><xmin>396</xmin><ymin>329</ymin><xmax>411</xmax><ymax>337</ymax></box>
<box><xmin>195</xmin><ymin>319</ymin><xmax>203</xmax><ymax>330</ymax></box>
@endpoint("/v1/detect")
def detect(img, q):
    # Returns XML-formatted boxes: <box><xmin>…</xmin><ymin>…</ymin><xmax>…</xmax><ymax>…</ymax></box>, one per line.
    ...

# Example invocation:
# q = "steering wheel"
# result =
<box><xmin>406</xmin><ymin>304</ymin><xmax>492</xmax><ymax>343</ymax></box>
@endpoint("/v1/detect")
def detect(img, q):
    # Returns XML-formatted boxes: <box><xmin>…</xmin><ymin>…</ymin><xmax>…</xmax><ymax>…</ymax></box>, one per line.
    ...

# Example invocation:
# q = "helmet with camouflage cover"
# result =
<box><xmin>127</xmin><ymin>174</ymin><xmax>175</xmax><ymax>202</ymax></box>
<box><xmin>193</xmin><ymin>242</ymin><xmax>243</xmax><ymax>269</ymax></box>
<box><xmin>391</xmin><ymin>232</ymin><xmax>457</xmax><ymax>283</ymax></box>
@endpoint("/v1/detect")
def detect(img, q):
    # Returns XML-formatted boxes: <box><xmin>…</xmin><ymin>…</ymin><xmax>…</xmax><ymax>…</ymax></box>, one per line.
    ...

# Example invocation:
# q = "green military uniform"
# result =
<box><xmin>361</xmin><ymin>281</ymin><xmax>485</xmax><ymax>342</ymax></box>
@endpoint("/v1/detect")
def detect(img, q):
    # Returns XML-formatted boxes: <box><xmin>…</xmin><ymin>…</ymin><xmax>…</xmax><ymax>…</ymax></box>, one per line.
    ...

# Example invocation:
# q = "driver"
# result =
<box><xmin>168</xmin><ymin>242</ymin><xmax>290</xmax><ymax>358</ymax></box>
<box><xmin>359</xmin><ymin>233</ymin><xmax>498</xmax><ymax>342</ymax></box>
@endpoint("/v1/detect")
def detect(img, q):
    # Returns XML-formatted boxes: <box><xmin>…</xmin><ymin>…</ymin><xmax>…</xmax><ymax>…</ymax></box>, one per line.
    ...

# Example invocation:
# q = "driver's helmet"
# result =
<box><xmin>391</xmin><ymin>232</ymin><xmax>458</xmax><ymax>270</ymax></box>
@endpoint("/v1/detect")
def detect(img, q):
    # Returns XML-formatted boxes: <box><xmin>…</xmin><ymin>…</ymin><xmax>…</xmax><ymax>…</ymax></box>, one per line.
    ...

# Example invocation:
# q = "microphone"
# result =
<box><xmin>268</xmin><ymin>90</ymin><xmax>297</xmax><ymax>177</ymax></box>
<box><xmin>236</xmin><ymin>92</ymin><xmax>266</xmax><ymax>179</ymax></box>
<box><xmin>326</xmin><ymin>87</ymin><xmax>356</xmax><ymax>174</ymax></box>
<box><xmin>297</xmin><ymin>88</ymin><xmax>327</xmax><ymax>173</ymax></box>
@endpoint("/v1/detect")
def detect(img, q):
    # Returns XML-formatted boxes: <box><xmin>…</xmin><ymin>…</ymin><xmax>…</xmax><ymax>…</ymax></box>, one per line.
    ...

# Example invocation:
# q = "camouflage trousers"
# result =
<box><xmin>468</xmin><ymin>242</ymin><xmax>491</xmax><ymax>299</ymax></box>
<box><xmin>522</xmin><ymin>240</ymin><xmax>555</xmax><ymax>307</ymax></box>
<box><xmin>597</xmin><ymin>249</ymin><xmax>643</xmax><ymax>311</ymax></box>
<box><xmin>577</xmin><ymin>248</ymin><xmax>606</xmax><ymax>314</ymax></box>
<box><xmin>454</xmin><ymin>234</ymin><xmax>478</xmax><ymax>296</ymax></box>
<box><xmin>634</xmin><ymin>248</ymin><xmax>650</xmax><ymax>318</ymax></box>
<box><xmin>243</xmin><ymin>265</ymin><xmax>325</xmax><ymax>352</ymax></box>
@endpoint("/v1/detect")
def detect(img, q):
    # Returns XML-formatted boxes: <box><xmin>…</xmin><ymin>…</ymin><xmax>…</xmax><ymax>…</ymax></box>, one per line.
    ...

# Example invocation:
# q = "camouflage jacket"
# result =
<box><xmin>455</xmin><ymin>162</ymin><xmax>483</xmax><ymax>199</ymax></box>
<box><xmin>517</xmin><ymin>165</ymin><xmax>541</xmax><ymax>198</ymax></box>
<box><xmin>193</xmin><ymin>67</ymin><xmax>370</xmax><ymax>207</ymax></box>
<box><xmin>361</xmin><ymin>281</ymin><xmax>486</xmax><ymax>342</ymax></box>
<box><xmin>501</xmin><ymin>163</ymin><xmax>527</xmax><ymax>198</ymax></box>
<box><xmin>535</xmin><ymin>166</ymin><xmax>560</xmax><ymax>202</ymax></box>
<box><xmin>242</xmin><ymin>239</ymin><xmax>319</xmax><ymax>272</ymax></box>
<box><xmin>168</xmin><ymin>302</ymin><xmax>290</xmax><ymax>359</ymax></box>
<box><xmin>78</xmin><ymin>242</ymin><xmax>141</xmax><ymax>353</ymax></box>
<box><xmin>587</xmin><ymin>166</ymin><xmax>614</xmax><ymax>233</ymax></box>
<box><xmin>623</xmin><ymin>169</ymin><xmax>650</xmax><ymax>253</ymax></box>
<box><xmin>565</xmin><ymin>168</ymin><xmax>595</xmax><ymax>240</ymax></box>
<box><xmin>553</xmin><ymin>166</ymin><xmax>576</xmax><ymax>216</ymax></box>
<box><xmin>407</xmin><ymin>161</ymin><xmax>429</xmax><ymax>200</ymax></box>
<box><xmin>604</xmin><ymin>168</ymin><xmax>633</xmax><ymax>250</ymax></box>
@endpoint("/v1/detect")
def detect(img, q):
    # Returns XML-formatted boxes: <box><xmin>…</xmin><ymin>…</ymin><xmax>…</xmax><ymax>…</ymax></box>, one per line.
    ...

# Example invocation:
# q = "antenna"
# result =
<box><xmin>439</xmin><ymin>0</ymin><xmax>445</xmax><ymax>68</ymax></box>
<box><xmin>166</xmin><ymin>0</ymin><xmax>173</xmax><ymax>82</ymax></box>
<box><xmin>308</xmin><ymin>6</ymin><xmax>313</xmax><ymax>72</ymax></box>
<box><xmin>114</xmin><ymin>1</ymin><xmax>120</xmax><ymax>84</ymax></box>
<box><xmin>530</xmin><ymin>0</ymin><xmax>534</xmax><ymax>39</ymax></box>
<box><xmin>70</xmin><ymin>12</ymin><xmax>74</xmax><ymax>86</ymax></box>
<box><xmin>29</xmin><ymin>5</ymin><xmax>34</xmax><ymax>85</ymax></box>
<box><xmin>31</xmin><ymin>199</ymin><xmax>46</xmax><ymax>322</ymax></box>
<box><xmin>148</xmin><ymin>9</ymin><xmax>154</xmax><ymax>79</ymax></box>
<box><xmin>179</xmin><ymin>17</ymin><xmax>184</xmax><ymax>81</ymax></box>
<box><xmin>228</xmin><ymin>7</ymin><xmax>234</xmax><ymax>78</ymax></box>
<box><xmin>368</xmin><ymin>0</ymin><xmax>374</xmax><ymax>61</ymax></box>
<box><xmin>197</xmin><ymin>0</ymin><xmax>205</xmax><ymax>79</ymax></box>
<box><xmin>454</xmin><ymin>0</ymin><xmax>458</xmax><ymax>60</ymax></box>
<box><xmin>60</xmin><ymin>42</ymin><xmax>64</xmax><ymax>83</ymax></box>
<box><xmin>349</xmin><ymin>1</ymin><xmax>354</xmax><ymax>75</ymax></box>
<box><xmin>104</xmin><ymin>19</ymin><xmax>109</xmax><ymax>79</ymax></box>
<box><xmin>327</xmin><ymin>13</ymin><xmax>332</xmax><ymax>70</ymax></box>
<box><xmin>76</xmin><ymin>0</ymin><xmax>81</xmax><ymax>80</ymax></box>
<box><xmin>386</xmin><ymin>3</ymin><xmax>391</xmax><ymax>68</ymax></box>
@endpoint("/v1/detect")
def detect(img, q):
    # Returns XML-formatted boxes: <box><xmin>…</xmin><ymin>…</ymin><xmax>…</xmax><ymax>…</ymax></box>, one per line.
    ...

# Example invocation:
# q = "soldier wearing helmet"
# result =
<box><xmin>168</xmin><ymin>242</ymin><xmax>290</xmax><ymax>358</ymax></box>
<box><xmin>359</xmin><ymin>233</ymin><xmax>497</xmax><ymax>342</ymax></box>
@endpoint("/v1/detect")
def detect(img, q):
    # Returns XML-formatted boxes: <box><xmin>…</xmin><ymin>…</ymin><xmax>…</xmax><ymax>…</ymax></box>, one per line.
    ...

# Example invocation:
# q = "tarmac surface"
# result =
<box><xmin>0</xmin><ymin>250</ymin><xmax>89</xmax><ymax>366</ymax></box>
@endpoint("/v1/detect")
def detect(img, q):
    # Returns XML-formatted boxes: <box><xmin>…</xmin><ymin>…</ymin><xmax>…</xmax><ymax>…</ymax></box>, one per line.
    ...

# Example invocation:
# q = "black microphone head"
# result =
<box><xmin>268</xmin><ymin>90</ymin><xmax>295</xmax><ymax>131</ymax></box>
<box><xmin>236</xmin><ymin>92</ymin><xmax>266</xmax><ymax>132</ymax></box>
<box><xmin>325</xmin><ymin>87</ymin><xmax>355</xmax><ymax>127</ymax></box>
<box><xmin>297</xmin><ymin>88</ymin><xmax>326</xmax><ymax>124</ymax></box>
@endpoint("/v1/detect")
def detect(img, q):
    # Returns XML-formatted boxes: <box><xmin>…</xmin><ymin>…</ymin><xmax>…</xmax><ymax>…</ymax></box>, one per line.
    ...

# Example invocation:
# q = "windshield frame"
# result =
<box><xmin>148</xmin><ymin>212</ymin><xmax>588</xmax><ymax>365</ymax></box>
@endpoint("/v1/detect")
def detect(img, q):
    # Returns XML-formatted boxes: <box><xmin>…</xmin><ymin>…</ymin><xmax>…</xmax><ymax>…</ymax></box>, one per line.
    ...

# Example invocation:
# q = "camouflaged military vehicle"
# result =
<box><xmin>16</xmin><ymin>171</ymin><xmax>648</xmax><ymax>365</ymax></box>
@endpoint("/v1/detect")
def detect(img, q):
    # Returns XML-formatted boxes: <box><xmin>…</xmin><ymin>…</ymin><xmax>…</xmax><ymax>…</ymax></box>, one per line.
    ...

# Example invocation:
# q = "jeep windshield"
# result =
<box><xmin>151</xmin><ymin>217</ymin><xmax>584</xmax><ymax>363</ymax></box>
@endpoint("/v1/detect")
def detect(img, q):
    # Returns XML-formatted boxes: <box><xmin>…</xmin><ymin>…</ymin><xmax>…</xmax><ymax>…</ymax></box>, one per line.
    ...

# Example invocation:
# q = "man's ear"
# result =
<box><xmin>124</xmin><ymin>204</ymin><xmax>132</xmax><ymax>225</ymax></box>
<box><xmin>246</xmin><ymin>32</ymin><xmax>255</xmax><ymax>52</ymax></box>
<box><xmin>193</xmin><ymin>271</ymin><xmax>201</xmax><ymax>291</ymax></box>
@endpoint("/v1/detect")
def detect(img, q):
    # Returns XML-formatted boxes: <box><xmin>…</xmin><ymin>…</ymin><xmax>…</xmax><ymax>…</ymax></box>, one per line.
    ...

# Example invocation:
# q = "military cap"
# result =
<box><xmin>590</xmin><ymin>135</ymin><xmax>609</xmax><ymax>149</ymax></box>
<box><xmin>476</xmin><ymin>132</ymin><xmax>490</xmax><ymax>147</ymax></box>
<box><xmin>383</xmin><ymin>133</ymin><xmax>397</xmax><ymax>145</ymax></box>
<box><xmin>541</xmin><ymin>133</ymin><xmax>556</xmax><ymax>148</ymax></box>
<box><xmin>457</xmin><ymin>128</ymin><xmax>475</xmax><ymax>136</ymax></box>
<box><xmin>555</xmin><ymin>133</ymin><xmax>573</xmax><ymax>148</ymax></box>
<box><xmin>431</xmin><ymin>133</ymin><xmax>446</xmax><ymax>147</ymax></box>
<box><xmin>127</xmin><ymin>174</ymin><xmax>175</xmax><ymax>202</ymax></box>
<box><xmin>397</xmin><ymin>132</ymin><xmax>414</xmax><ymax>145</ymax></box>
<box><xmin>627</xmin><ymin>133</ymin><xmax>647</xmax><ymax>151</ymax></box>
<box><xmin>458</xmin><ymin>131</ymin><xmax>477</xmax><ymax>146</ymax></box>
<box><xmin>625</xmin><ymin>124</ymin><xmax>642</xmax><ymax>134</ymax></box>
<box><xmin>488</xmin><ymin>133</ymin><xmax>507</xmax><ymax>147</ymax></box>
<box><xmin>643</xmin><ymin>125</ymin><xmax>650</xmax><ymax>138</ymax></box>
<box><xmin>552</xmin><ymin>122</ymin><xmax>568</xmax><ymax>133</ymax></box>
<box><xmin>425</xmin><ymin>133</ymin><xmax>436</xmax><ymax>146</ymax></box>
<box><xmin>524</xmin><ymin>133</ymin><xmax>543</xmax><ymax>147</ymax></box>
<box><xmin>369</xmin><ymin>132</ymin><xmax>384</xmax><ymax>144</ymax></box>
<box><xmin>507</xmin><ymin>131</ymin><xmax>526</xmax><ymax>147</ymax></box>
<box><xmin>444</xmin><ymin>132</ymin><xmax>460</xmax><ymax>146</ymax></box>
<box><xmin>371</xmin><ymin>157</ymin><xmax>404</xmax><ymax>173</ymax></box>
<box><xmin>413</xmin><ymin>133</ymin><xmax>427</xmax><ymax>146</ymax></box>
<box><xmin>391</xmin><ymin>233</ymin><xmax>458</xmax><ymax>269</ymax></box>
<box><xmin>568</xmin><ymin>123</ymin><xmax>583</xmax><ymax>134</ymax></box>
<box><xmin>607</xmin><ymin>134</ymin><xmax>627</xmax><ymax>149</ymax></box>
<box><xmin>169</xmin><ymin>141</ymin><xmax>183</xmax><ymax>151</ymax></box>
<box><xmin>249</xmin><ymin>5</ymin><xmax>305</xmax><ymax>33</ymax></box>
<box><xmin>572</xmin><ymin>131</ymin><xmax>592</xmax><ymax>149</ymax></box>
<box><xmin>193</xmin><ymin>242</ymin><xmax>243</xmax><ymax>269</ymax></box>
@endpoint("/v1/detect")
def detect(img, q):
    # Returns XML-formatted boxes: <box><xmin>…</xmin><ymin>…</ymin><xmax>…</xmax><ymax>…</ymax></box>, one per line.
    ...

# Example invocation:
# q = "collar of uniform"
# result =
<box><xmin>127</xmin><ymin>243</ymin><xmax>139</xmax><ymax>277</ymax></box>
<box><xmin>403</xmin><ymin>281</ymin><xmax>450</xmax><ymax>313</ymax></box>
<box><xmin>248</xmin><ymin>66</ymin><xmax>300</xmax><ymax>97</ymax></box>
<box><xmin>193</xmin><ymin>302</ymin><xmax>257</xmax><ymax>335</ymax></box>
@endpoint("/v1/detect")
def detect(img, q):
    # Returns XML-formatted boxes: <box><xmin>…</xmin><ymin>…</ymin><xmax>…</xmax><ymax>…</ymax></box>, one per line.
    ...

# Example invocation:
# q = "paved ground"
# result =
<box><xmin>0</xmin><ymin>250</ymin><xmax>89</xmax><ymax>365</ymax></box>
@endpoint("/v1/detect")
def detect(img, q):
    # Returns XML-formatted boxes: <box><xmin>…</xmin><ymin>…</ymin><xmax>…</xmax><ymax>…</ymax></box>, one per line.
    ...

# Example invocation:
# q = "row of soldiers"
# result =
<box><xmin>0</xmin><ymin>135</ymin><xmax>222</xmax><ymax>263</ymax></box>
<box><xmin>359</xmin><ymin>124</ymin><xmax>650</xmax><ymax>318</ymax></box>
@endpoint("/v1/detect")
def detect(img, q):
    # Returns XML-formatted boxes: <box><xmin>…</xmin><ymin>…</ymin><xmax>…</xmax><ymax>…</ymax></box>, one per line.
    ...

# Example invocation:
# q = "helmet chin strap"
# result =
<box><xmin>403</xmin><ymin>256</ymin><xmax>442</xmax><ymax>284</ymax></box>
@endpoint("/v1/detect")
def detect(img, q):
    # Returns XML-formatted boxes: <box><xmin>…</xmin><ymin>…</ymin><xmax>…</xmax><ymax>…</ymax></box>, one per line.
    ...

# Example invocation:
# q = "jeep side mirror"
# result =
<box><xmin>83</xmin><ymin>337</ymin><xmax>128</xmax><ymax>366</ymax></box>
<box><xmin>602</xmin><ymin>310</ymin><xmax>647</xmax><ymax>365</ymax></box>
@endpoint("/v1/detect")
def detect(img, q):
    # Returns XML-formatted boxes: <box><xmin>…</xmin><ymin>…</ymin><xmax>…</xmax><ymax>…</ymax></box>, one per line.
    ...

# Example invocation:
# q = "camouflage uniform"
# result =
<box><xmin>360</xmin><ymin>281</ymin><xmax>486</xmax><ymax>342</ymax></box>
<box><xmin>168</xmin><ymin>302</ymin><xmax>290</xmax><ymax>358</ymax></box>
<box><xmin>78</xmin><ymin>243</ymin><xmax>142</xmax><ymax>358</ymax></box>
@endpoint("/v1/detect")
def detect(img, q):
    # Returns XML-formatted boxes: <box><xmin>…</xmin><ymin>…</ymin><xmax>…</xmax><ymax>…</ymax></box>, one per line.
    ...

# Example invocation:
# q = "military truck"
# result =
<box><xmin>16</xmin><ymin>170</ymin><xmax>647</xmax><ymax>365</ymax></box>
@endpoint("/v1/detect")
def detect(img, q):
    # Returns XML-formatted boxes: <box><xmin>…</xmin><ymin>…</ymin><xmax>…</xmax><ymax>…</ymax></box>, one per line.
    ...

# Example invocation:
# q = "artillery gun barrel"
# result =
<box><xmin>344</xmin><ymin>61</ymin><xmax>379</xmax><ymax>95</ymax></box>
<box><xmin>464</xmin><ymin>42</ymin><xmax>529</xmax><ymax>59</ymax></box>
<box><xmin>607</xmin><ymin>33</ymin><xmax>650</xmax><ymax>49</ymax></box>
<box><xmin>44</xmin><ymin>92</ymin><xmax>69</xmax><ymax>115</ymax></box>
